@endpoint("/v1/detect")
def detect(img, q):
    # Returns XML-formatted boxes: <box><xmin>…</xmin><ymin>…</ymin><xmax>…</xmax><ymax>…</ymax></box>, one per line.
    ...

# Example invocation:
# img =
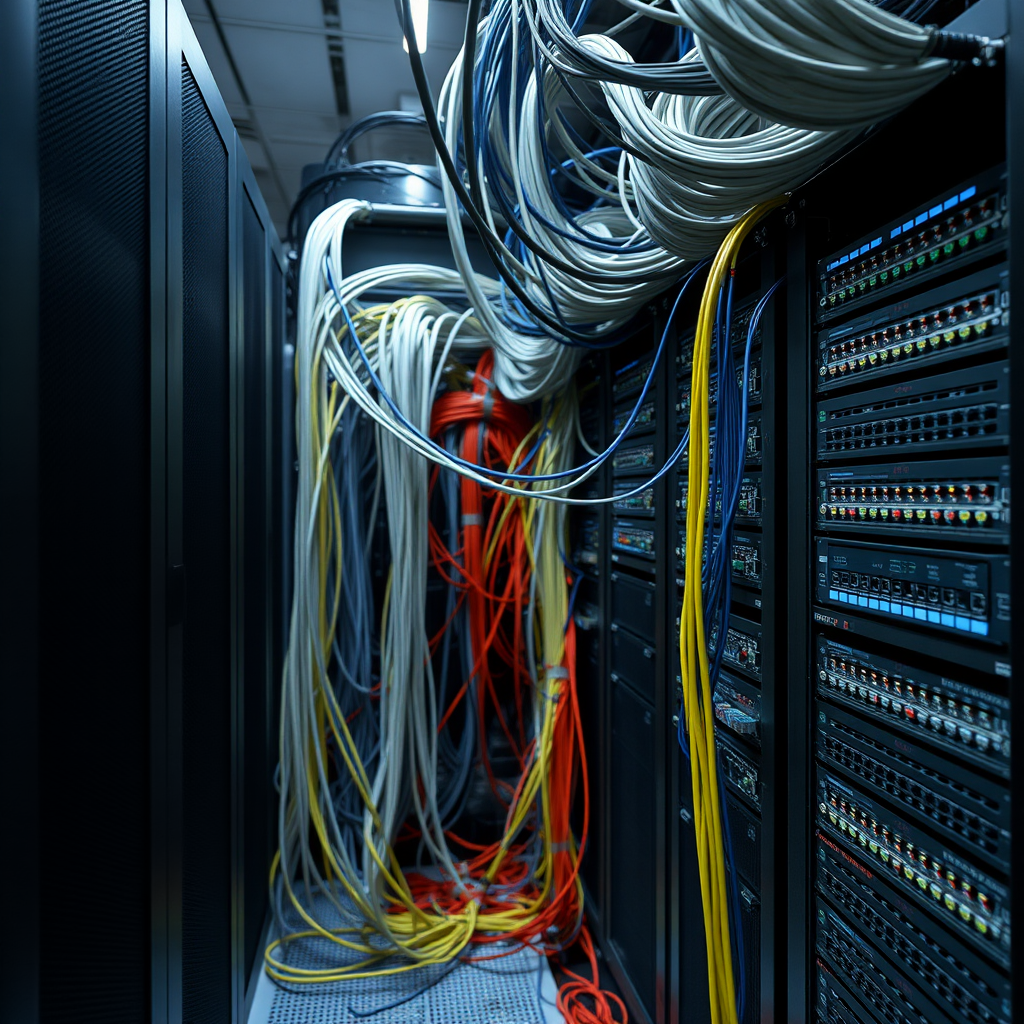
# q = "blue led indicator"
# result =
<box><xmin>960</xmin><ymin>185</ymin><xmax>977</xmax><ymax>202</ymax></box>
<box><xmin>891</xmin><ymin>227</ymin><xmax>902</xmax><ymax>239</ymax></box>
<box><xmin>849</xmin><ymin>250</ymin><xmax>859</xmax><ymax>261</ymax></box>
<box><xmin>903</xmin><ymin>220</ymin><xmax>914</xmax><ymax>232</ymax></box>
<box><xmin>970</xmin><ymin>620</ymin><xmax>988</xmax><ymax>636</ymax></box>
<box><xmin>829</xmin><ymin>590</ymin><xmax>839</xmax><ymax>601</ymax></box>
<box><xmin>870</xmin><ymin>238</ymin><xmax>881</xmax><ymax>249</ymax></box>
<box><xmin>839</xmin><ymin>255</ymin><xmax>849</xmax><ymax>265</ymax></box>
<box><xmin>914</xmin><ymin>212</ymin><xmax>928</xmax><ymax>226</ymax></box>
<box><xmin>927</xmin><ymin>610</ymin><xmax>940</xmax><ymax>624</ymax></box>
<box><xmin>858</xmin><ymin>596</ymin><xmax>868</xmax><ymax>608</ymax></box>
<box><xmin>941</xmin><ymin>613</ymin><xmax>955</xmax><ymax>627</ymax></box>
<box><xmin>914</xmin><ymin>608</ymin><xmax>927</xmax><ymax>621</ymax></box>
<box><xmin>943</xmin><ymin>196</ymin><xmax>958</xmax><ymax>210</ymax></box>
<box><xmin>828</xmin><ymin>260</ymin><xmax>838</xmax><ymax>270</ymax></box>
<box><xmin>857</xmin><ymin>244</ymin><xmax>868</xmax><ymax>256</ymax></box>
<box><xmin>955</xmin><ymin>616</ymin><xmax>971</xmax><ymax>632</ymax></box>
<box><xmin>868</xmin><ymin>598</ymin><xmax>879</xmax><ymax>610</ymax></box>
<box><xmin>929</xmin><ymin>204</ymin><xmax>942</xmax><ymax>218</ymax></box>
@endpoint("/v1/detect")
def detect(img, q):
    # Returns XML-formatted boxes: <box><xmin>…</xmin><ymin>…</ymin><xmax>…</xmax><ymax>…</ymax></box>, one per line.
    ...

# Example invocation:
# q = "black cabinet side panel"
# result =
<box><xmin>37</xmin><ymin>1</ymin><xmax>151</xmax><ymax>1020</ymax></box>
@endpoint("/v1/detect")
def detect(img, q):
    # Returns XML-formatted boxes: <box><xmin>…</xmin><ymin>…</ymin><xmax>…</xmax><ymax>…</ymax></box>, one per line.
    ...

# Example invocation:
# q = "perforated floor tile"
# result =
<box><xmin>247</xmin><ymin>889</ymin><xmax>562</xmax><ymax>1024</ymax></box>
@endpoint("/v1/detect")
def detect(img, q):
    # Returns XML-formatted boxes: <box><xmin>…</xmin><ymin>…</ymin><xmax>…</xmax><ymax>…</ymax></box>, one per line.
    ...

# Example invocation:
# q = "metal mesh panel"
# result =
<box><xmin>38</xmin><ymin>1</ymin><xmax>151</xmax><ymax>1020</ymax></box>
<box><xmin>180</xmin><ymin>59</ymin><xmax>232</xmax><ymax>1024</ymax></box>
<box><xmin>248</xmin><ymin>890</ymin><xmax>560</xmax><ymax>1024</ymax></box>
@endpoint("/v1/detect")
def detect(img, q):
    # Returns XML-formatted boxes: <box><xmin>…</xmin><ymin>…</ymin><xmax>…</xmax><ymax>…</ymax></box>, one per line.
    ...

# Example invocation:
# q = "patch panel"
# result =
<box><xmin>816</xmin><ymin>264</ymin><xmax>1009</xmax><ymax>391</ymax></box>
<box><xmin>713</xmin><ymin>673</ymin><xmax>761</xmax><ymax>744</ymax></box>
<box><xmin>676</xmin><ymin>348</ymin><xmax>764</xmax><ymax>419</ymax></box>
<box><xmin>816</xmin><ymin>538</ymin><xmax>1011</xmax><ymax>644</ymax></box>
<box><xmin>816</xmin><ymin>362</ymin><xmax>1011</xmax><ymax>459</ymax></box>
<box><xmin>816</xmin><ymin>898</ymin><xmax>940</xmax><ymax>1024</ymax></box>
<box><xmin>613</xmin><ymin>481</ymin><xmax>655</xmax><ymax>517</ymax></box>
<box><xmin>816</xmin><ymin>457</ymin><xmax>1010</xmax><ymax>542</ymax></box>
<box><xmin>815</xmin><ymin>635</ymin><xmax>1010</xmax><ymax>777</ymax></box>
<box><xmin>677</xmin><ymin>472</ymin><xmax>763</xmax><ymax>525</ymax></box>
<box><xmin>612</xmin><ymin>352</ymin><xmax>655</xmax><ymax>399</ymax></box>
<box><xmin>816</xmin><ymin>768</ymin><xmax>1010</xmax><ymax>965</ymax></box>
<box><xmin>612</xmin><ymin>398</ymin><xmax>655</xmax><ymax>438</ymax></box>
<box><xmin>717</xmin><ymin>736</ymin><xmax>760</xmax><ymax>808</ymax></box>
<box><xmin>816</xmin><ymin>165</ymin><xmax>1007</xmax><ymax>323</ymax></box>
<box><xmin>612</xmin><ymin>441</ymin><xmax>656</xmax><ymax>476</ymax></box>
<box><xmin>816</xmin><ymin>836</ymin><xmax>1012</xmax><ymax>1024</ymax></box>
<box><xmin>816</xmin><ymin>704</ymin><xmax>1011</xmax><ymax>870</ymax></box>
<box><xmin>611</xmin><ymin>520</ymin><xmax>655</xmax><ymax>561</ymax></box>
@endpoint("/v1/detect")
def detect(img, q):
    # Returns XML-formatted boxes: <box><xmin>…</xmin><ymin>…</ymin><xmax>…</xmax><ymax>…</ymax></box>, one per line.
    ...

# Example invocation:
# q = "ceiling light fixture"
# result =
<box><xmin>402</xmin><ymin>0</ymin><xmax>429</xmax><ymax>54</ymax></box>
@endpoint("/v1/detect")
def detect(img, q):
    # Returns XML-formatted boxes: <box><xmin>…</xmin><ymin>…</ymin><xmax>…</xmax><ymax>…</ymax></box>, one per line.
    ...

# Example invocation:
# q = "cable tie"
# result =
<box><xmin>461</xmin><ymin>513</ymin><xmax>483</xmax><ymax>527</ymax></box>
<box><xmin>482</xmin><ymin>390</ymin><xmax>494</xmax><ymax>421</ymax></box>
<box><xmin>544</xmin><ymin>666</ymin><xmax>569</xmax><ymax>680</ymax></box>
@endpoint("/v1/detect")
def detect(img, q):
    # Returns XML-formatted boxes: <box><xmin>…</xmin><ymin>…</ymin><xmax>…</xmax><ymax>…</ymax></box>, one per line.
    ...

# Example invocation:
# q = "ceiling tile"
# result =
<box><xmin>223</xmin><ymin>23</ymin><xmax>337</xmax><ymax>113</ymax></box>
<box><xmin>188</xmin><ymin>18</ymin><xmax>246</xmax><ymax>106</ymax></box>
<box><xmin>210</xmin><ymin>0</ymin><xmax>325</xmax><ymax>29</ymax></box>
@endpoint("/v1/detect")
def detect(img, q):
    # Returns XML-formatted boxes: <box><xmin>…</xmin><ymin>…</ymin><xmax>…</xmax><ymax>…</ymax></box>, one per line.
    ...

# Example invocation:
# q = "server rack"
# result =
<box><xmin>6</xmin><ymin>2</ymin><xmax>286</xmax><ymax>1021</ymax></box>
<box><xmin>783</xmin><ymin>6</ymin><xmax>1018</xmax><ymax>1023</ymax></box>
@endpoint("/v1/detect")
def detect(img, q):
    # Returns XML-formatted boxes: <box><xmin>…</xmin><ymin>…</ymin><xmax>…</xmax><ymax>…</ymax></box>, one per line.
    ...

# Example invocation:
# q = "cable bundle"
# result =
<box><xmin>274</xmin><ymin>199</ymin><xmax>631</xmax><ymax>1020</ymax></box>
<box><xmin>671</xmin><ymin>0</ymin><xmax>950</xmax><ymax>130</ymax></box>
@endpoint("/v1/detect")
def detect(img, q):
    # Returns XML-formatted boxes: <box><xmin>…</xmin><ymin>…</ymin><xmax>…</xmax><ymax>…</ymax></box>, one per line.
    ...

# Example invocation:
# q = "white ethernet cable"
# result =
<box><xmin>670</xmin><ymin>0</ymin><xmax>952</xmax><ymax>130</ymax></box>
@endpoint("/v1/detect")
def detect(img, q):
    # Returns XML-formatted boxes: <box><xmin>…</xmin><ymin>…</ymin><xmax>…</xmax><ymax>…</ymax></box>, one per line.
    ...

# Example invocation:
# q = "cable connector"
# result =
<box><xmin>929</xmin><ymin>29</ymin><xmax>1005</xmax><ymax>67</ymax></box>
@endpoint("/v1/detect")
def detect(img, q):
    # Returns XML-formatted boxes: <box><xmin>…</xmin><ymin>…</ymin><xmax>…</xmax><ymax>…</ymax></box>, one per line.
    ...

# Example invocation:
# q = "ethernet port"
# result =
<box><xmin>941</xmin><ymin>588</ymin><xmax>955</xmax><ymax>606</ymax></box>
<box><xmin>969</xmin><ymin>592</ymin><xmax>987</xmax><ymax>614</ymax></box>
<box><xmin>840</xmin><ymin>572</ymin><xmax>851</xmax><ymax>586</ymax></box>
<box><xmin>850</xmin><ymin>572</ymin><xmax>860</xmax><ymax>588</ymax></box>
<box><xmin>831</xmin><ymin>570</ymin><xmax>841</xmax><ymax>586</ymax></box>
<box><xmin>880</xmin><ymin>579</ymin><xmax>891</xmax><ymax>595</ymax></box>
<box><xmin>927</xmin><ymin>586</ymin><xmax>940</xmax><ymax>604</ymax></box>
<box><xmin>871</xmin><ymin>577</ymin><xmax>882</xmax><ymax>593</ymax></box>
<box><xmin>892</xmin><ymin>580</ymin><xmax>904</xmax><ymax>597</ymax></box>
<box><xmin>956</xmin><ymin>590</ymin><xmax>968</xmax><ymax>610</ymax></box>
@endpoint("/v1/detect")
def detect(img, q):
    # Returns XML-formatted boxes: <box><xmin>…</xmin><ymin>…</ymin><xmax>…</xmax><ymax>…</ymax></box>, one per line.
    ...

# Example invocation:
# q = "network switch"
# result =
<box><xmin>816</xmin><ymin>538</ymin><xmax>1011</xmax><ymax>644</ymax></box>
<box><xmin>816</xmin><ymin>457</ymin><xmax>1010</xmax><ymax>542</ymax></box>
<box><xmin>816</xmin><ymin>767</ymin><xmax>1010</xmax><ymax>965</ymax></box>
<box><xmin>612</xmin><ymin>352</ymin><xmax>655</xmax><ymax>399</ymax></box>
<box><xmin>816</xmin><ymin>361</ymin><xmax>1011</xmax><ymax>459</ymax></box>
<box><xmin>816</xmin><ymin>703</ymin><xmax>1011</xmax><ymax>870</ymax></box>
<box><xmin>816</xmin><ymin>164</ymin><xmax>1007</xmax><ymax>324</ymax></box>
<box><xmin>573</xmin><ymin>517</ymin><xmax>599</xmax><ymax>571</ymax></box>
<box><xmin>816</xmin><ymin>264</ymin><xmax>1009</xmax><ymax>391</ymax></box>
<box><xmin>612</xmin><ymin>441</ymin><xmax>656</xmax><ymax>476</ymax></box>
<box><xmin>677</xmin><ymin>472</ymin><xmax>764</xmax><ymax>525</ymax></box>
<box><xmin>612</xmin><ymin>397</ymin><xmax>656</xmax><ymax>438</ymax></box>
<box><xmin>717</xmin><ymin>736</ymin><xmax>760</xmax><ymax>809</ymax></box>
<box><xmin>816</xmin><ymin>834</ymin><xmax>1012</xmax><ymax>1024</ymax></box>
<box><xmin>815</xmin><ymin>635</ymin><xmax>1010</xmax><ymax>777</ymax></box>
<box><xmin>611</xmin><ymin>520</ymin><xmax>656</xmax><ymax>561</ymax></box>
<box><xmin>613</xmin><ymin>480</ymin><xmax>655</xmax><ymax>517</ymax></box>
<box><xmin>817</xmin><ymin>897</ymin><xmax>948</xmax><ymax>1024</ymax></box>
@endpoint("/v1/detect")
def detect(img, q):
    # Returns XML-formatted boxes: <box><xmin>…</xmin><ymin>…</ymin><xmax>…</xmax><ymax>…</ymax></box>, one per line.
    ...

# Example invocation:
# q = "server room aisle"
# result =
<box><xmin>4</xmin><ymin>2</ymin><xmax>1018</xmax><ymax>1024</ymax></box>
